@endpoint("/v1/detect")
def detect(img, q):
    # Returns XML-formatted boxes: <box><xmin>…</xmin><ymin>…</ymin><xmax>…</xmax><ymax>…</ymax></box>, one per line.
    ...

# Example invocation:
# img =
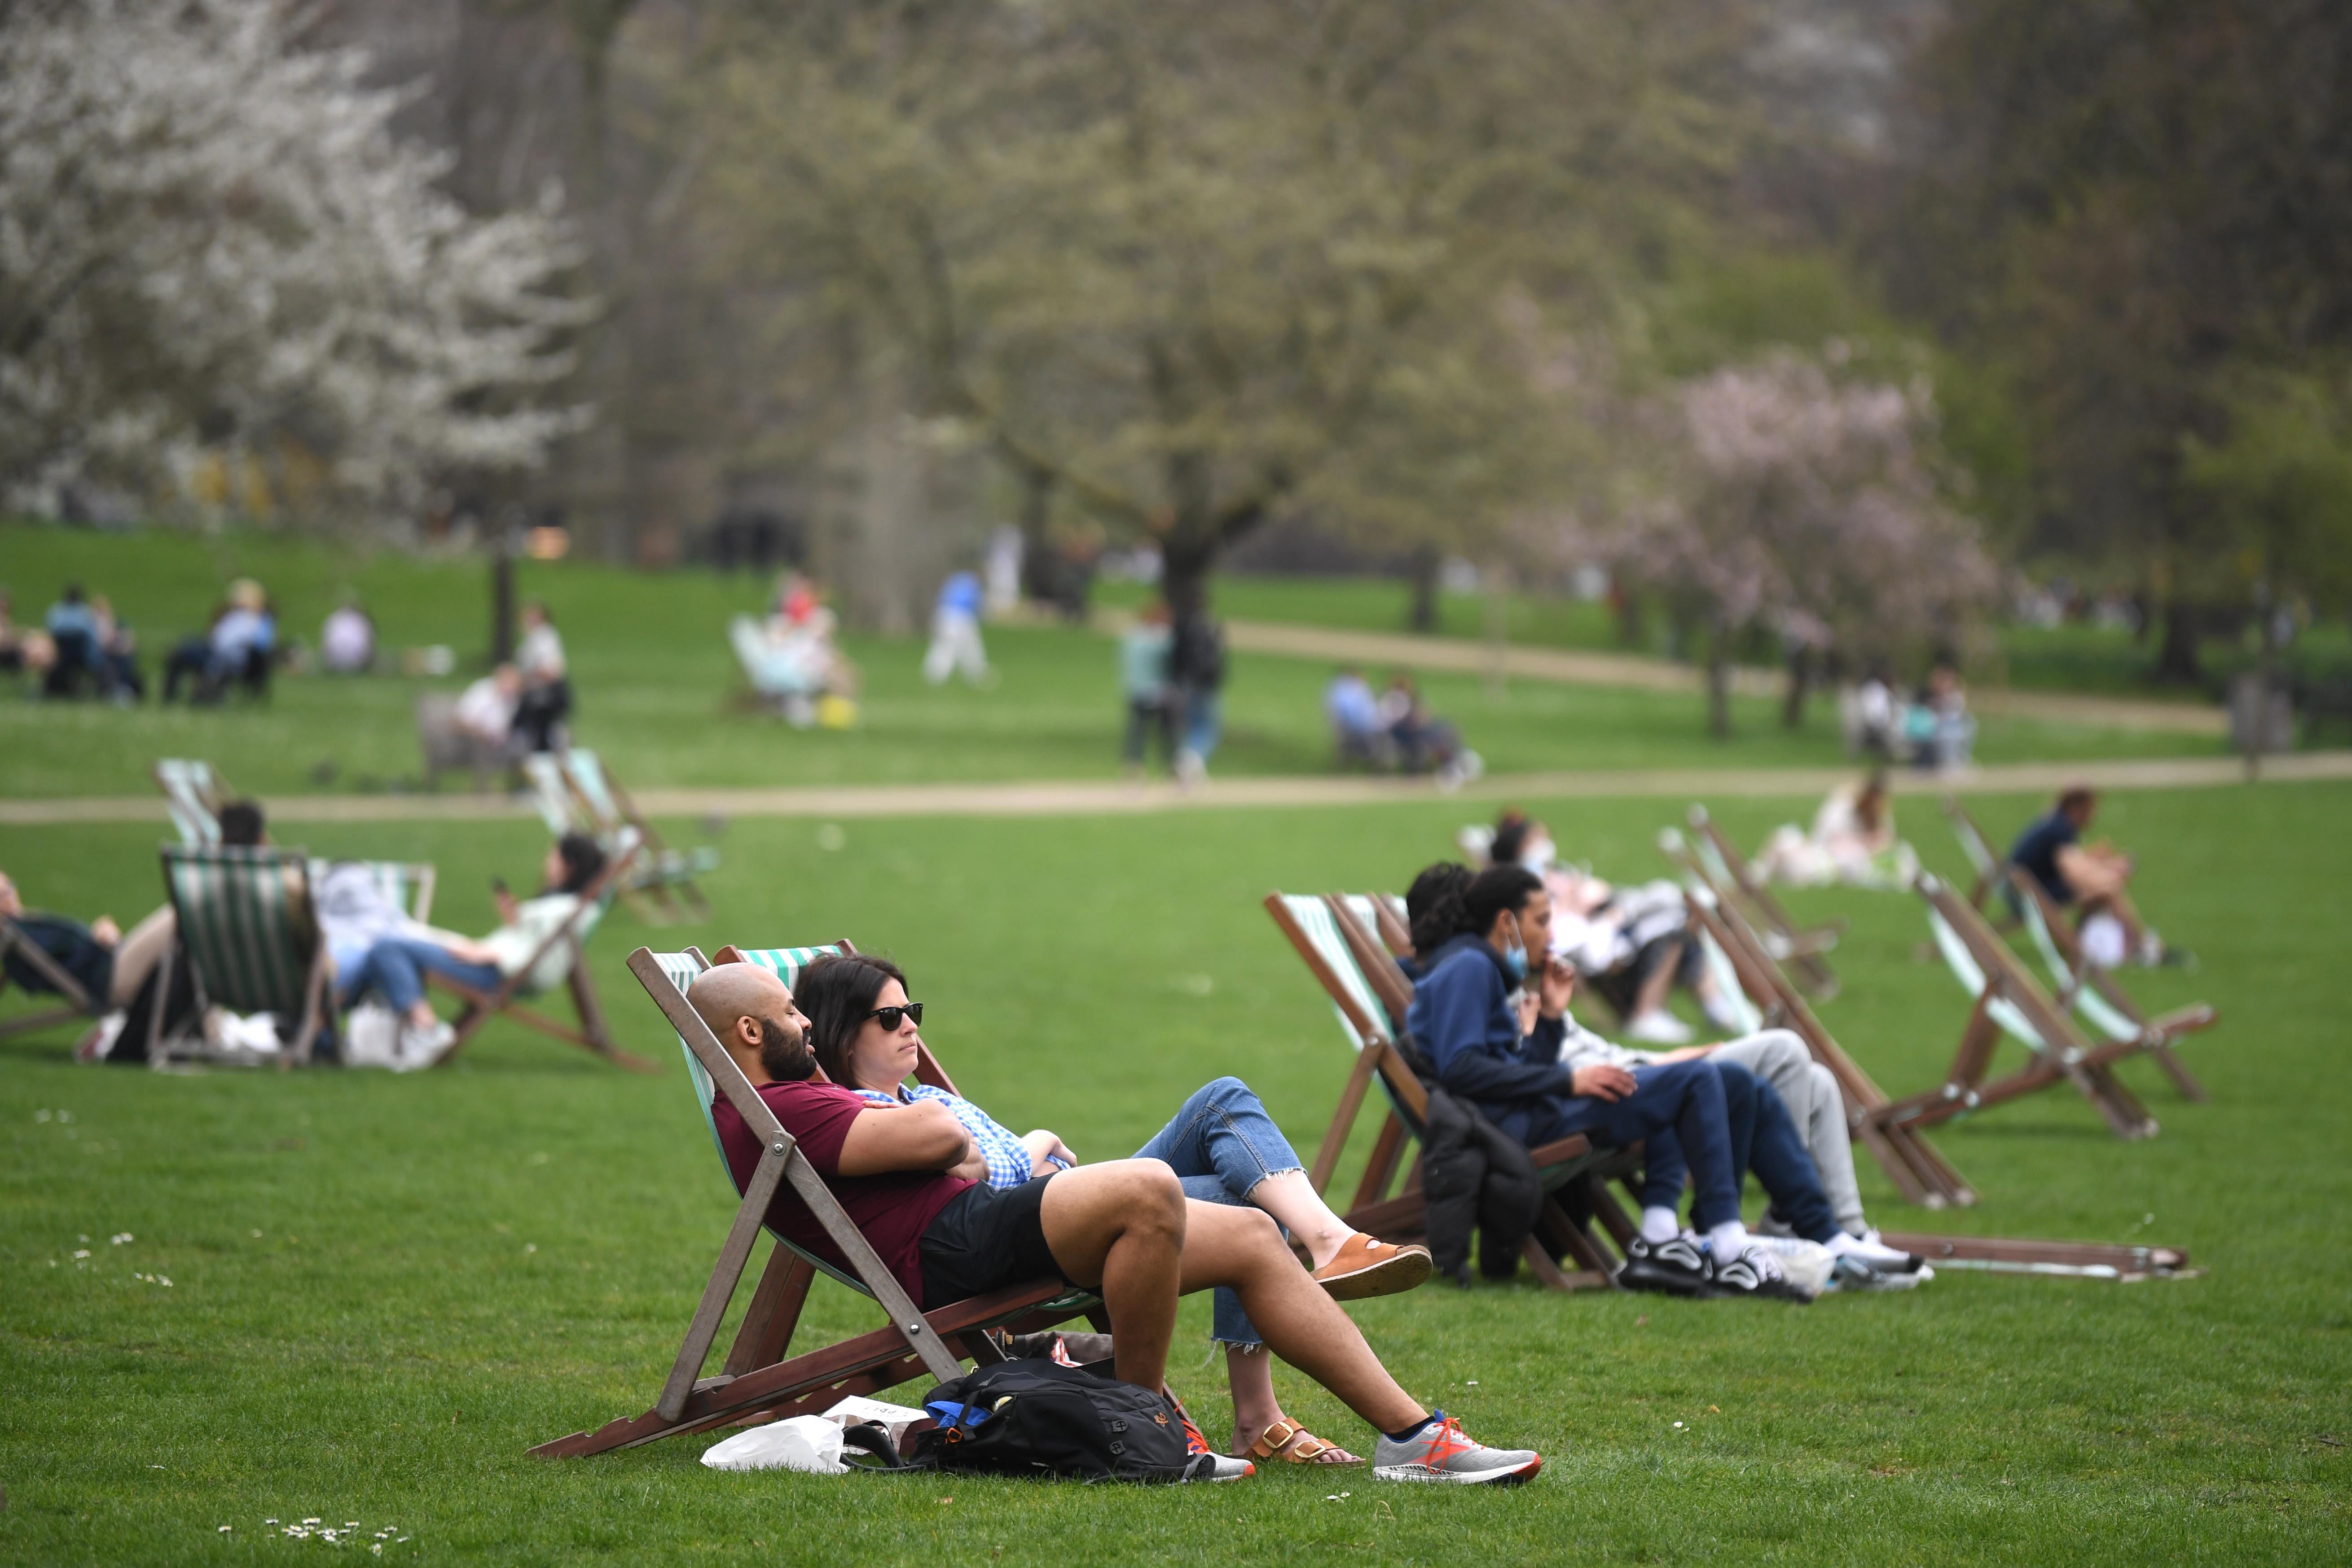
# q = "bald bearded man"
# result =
<box><xmin>683</xmin><ymin>962</ymin><xmax>1543</xmax><ymax>1485</ymax></box>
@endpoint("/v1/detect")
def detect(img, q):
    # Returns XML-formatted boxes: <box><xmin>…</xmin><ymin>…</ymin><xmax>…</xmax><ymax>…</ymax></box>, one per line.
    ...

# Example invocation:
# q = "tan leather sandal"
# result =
<box><xmin>1243</xmin><ymin>1419</ymin><xmax>1364</xmax><ymax>1467</ymax></box>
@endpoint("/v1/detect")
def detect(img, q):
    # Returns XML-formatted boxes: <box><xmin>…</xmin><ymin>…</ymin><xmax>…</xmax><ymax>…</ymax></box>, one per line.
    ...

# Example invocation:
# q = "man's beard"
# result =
<box><xmin>758</xmin><ymin>1016</ymin><xmax>815</xmax><ymax>1081</ymax></box>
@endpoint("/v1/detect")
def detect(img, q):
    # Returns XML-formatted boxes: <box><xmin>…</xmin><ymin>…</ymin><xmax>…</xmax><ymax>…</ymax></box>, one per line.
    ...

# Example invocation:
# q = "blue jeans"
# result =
<box><xmin>1181</xmin><ymin>689</ymin><xmax>1222</xmax><ymax>763</ymax></box>
<box><xmin>1131</xmin><ymin>1076</ymin><xmax>1303</xmax><ymax>1348</ymax></box>
<box><xmin>1513</xmin><ymin>1058</ymin><xmax>1744</xmax><ymax>1231</ymax></box>
<box><xmin>338</xmin><ymin>936</ymin><xmax>500</xmax><ymax>1014</ymax></box>
<box><xmin>1640</xmin><ymin>1063</ymin><xmax>1839</xmax><ymax>1243</ymax></box>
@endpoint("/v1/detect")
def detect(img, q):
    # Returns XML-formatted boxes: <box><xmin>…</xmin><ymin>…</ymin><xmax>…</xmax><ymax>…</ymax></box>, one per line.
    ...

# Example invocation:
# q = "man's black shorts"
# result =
<box><xmin>919</xmin><ymin>1174</ymin><xmax>1071</xmax><ymax>1306</ymax></box>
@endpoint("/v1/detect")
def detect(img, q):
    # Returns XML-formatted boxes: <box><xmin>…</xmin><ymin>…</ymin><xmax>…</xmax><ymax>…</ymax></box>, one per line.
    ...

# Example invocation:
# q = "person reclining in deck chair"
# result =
<box><xmin>1755</xmin><ymin>771</ymin><xmax>1918</xmax><ymax>891</ymax></box>
<box><xmin>1482</xmin><ymin>817</ymin><xmax>1744</xmax><ymax>1045</ymax></box>
<box><xmin>335</xmin><ymin>834</ymin><xmax>605</xmax><ymax>1066</ymax></box>
<box><xmin>2007</xmin><ymin>786</ymin><xmax>2188</xmax><ymax>970</ymax></box>
<box><xmin>800</xmin><ymin>951</ymin><xmax>1430</xmax><ymax>1471</ymax></box>
<box><xmin>1402</xmin><ymin>864</ymin><xmax>1915</xmax><ymax>1300</ymax></box>
<box><xmin>1</xmin><ymin>869</ymin><xmax>180</xmax><ymax>1054</ymax></box>
<box><xmin>686</xmin><ymin>956</ymin><xmax>1542</xmax><ymax>1486</ymax></box>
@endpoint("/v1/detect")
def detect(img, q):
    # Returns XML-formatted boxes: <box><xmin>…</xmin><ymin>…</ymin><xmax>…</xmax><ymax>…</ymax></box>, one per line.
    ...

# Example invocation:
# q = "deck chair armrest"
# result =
<box><xmin>1528</xmin><ymin>1134</ymin><xmax>1593</xmax><ymax>1169</ymax></box>
<box><xmin>0</xmin><ymin>921</ymin><xmax>98</xmax><ymax>1014</ymax></box>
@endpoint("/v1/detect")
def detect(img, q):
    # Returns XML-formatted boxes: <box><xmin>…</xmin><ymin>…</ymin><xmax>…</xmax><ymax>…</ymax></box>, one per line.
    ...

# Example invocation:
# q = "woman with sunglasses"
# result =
<box><xmin>795</xmin><ymin>952</ymin><xmax>1433</xmax><ymax>1471</ymax></box>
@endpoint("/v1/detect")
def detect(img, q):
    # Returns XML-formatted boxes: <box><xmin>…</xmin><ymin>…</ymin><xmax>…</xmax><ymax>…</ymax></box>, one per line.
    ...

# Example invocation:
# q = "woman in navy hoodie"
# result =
<box><xmin>1402</xmin><ymin>863</ymin><xmax>1813</xmax><ymax>1300</ymax></box>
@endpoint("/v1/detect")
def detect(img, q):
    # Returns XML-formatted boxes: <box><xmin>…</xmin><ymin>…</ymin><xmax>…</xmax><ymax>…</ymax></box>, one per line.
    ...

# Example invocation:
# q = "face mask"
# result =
<box><xmin>1501</xmin><ymin>930</ymin><xmax>1529</xmax><ymax>982</ymax></box>
<box><xmin>1521</xmin><ymin>837</ymin><xmax>1557</xmax><ymax>873</ymax></box>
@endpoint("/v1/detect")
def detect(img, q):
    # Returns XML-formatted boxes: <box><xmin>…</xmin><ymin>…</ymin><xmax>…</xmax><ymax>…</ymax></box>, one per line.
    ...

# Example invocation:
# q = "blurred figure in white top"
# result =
<box><xmin>512</xmin><ymin>599</ymin><xmax>571</xmax><ymax>752</ymax></box>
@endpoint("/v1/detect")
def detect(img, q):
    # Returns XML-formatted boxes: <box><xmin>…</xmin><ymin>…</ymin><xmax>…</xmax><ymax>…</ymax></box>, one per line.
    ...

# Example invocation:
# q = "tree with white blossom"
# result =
<box><xmin>0</xmin><ymin>0</ymin><xmax>588</xmax><ymax>524</ymax></box>
<box><xmin>1620</xmin><ymin>350</ymin><xmax>1996</xmax><ymax>736</ymax></box>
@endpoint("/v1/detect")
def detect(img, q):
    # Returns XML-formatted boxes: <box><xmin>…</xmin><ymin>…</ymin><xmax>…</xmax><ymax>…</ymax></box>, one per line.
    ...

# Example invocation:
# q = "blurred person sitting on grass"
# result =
<box><xmin>685</xmin><ymin>956</ymin><xmax>1539</xmax><ymax>1485</ymax></box>
<box><xmin>334</xmin><ymin>833</ymin><xmax>605</xmax><ymax>1065</ymax></box>
<box><xmin>1754</xmin><ymin>771</ymin><xmax>1917</xmax><ymax>891</ymax></box>
<box><xmin>801</xmin><ymin>952</ymin><xmax>1430</xmax><ymax>1469</ymax></box>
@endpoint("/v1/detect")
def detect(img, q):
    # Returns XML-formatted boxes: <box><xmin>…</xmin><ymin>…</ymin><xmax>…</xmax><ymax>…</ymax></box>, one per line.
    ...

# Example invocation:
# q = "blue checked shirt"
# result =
<box><xmin>850</xmin><ymin>1084</ymin><xmax>1068</xmax><ymax>1189</ymax></box>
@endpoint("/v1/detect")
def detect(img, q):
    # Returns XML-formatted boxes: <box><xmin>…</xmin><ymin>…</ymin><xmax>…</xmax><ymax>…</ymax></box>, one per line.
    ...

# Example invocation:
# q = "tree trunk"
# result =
<box><xmin>1160</xmin><ymin>528</ymin><xmax>1215</xmax><ymax>622</ymax></box>
<box><xmin>1407</xmin><ymin>545</ymin><xmax>1440</xmax><ymax>632</ymax></box>
<box><xmin>1706</xmin><ymin>616</ymin><xmax>1732</xmax><ymax>738</ymax></box>
<box><xmin>2154</xmin><ymin>596</ymin><xmax>2203</xmax><ymax>685</ymax></box>
<box><xmin>1782</xmin><ymin>641</ymin><xmax>1813</xmax><ymax>729</ymax></box>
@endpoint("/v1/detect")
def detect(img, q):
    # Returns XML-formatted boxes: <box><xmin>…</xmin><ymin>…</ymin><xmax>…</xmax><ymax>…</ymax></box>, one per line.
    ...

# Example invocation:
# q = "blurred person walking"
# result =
<box><xmin>1119</xmin><ymin>600</ymin><xmax>1176</xmax><ymax>778</ymax></box>
<box><xmin>1171</xmin><ymin>600</ymin><xmax>1227</xmax><ymax>787</ymax></box>
<box><xmin>922</xmin><ymin>569</ymin><xmax>989</xmax><ymax>686</ymax></box>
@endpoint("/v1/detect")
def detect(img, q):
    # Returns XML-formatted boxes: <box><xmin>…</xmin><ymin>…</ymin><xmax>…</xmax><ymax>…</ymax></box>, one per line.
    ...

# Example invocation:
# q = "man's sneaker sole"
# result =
<box><xmin>1372</xmin><ymin>1455</ymin><xmax>1542</xmax><ymax>1485</ymax></box>
<box><xmin>1617</xmin><ymin>1259</ymin><xmax>1709</xmax><ymax>1297</ymax></box>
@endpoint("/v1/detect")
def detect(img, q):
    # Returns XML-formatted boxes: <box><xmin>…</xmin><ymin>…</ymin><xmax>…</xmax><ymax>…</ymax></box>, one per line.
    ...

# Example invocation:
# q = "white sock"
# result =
<box><xmin>1709</xmin><ymin>1221</ymin><xmax>1750</xmax><ymax>1258</ymax></box>
<box><xmin>1640</xmin><ymin>1206</ymin><xmax>1680</xmax><ymax>1245</ymax></box>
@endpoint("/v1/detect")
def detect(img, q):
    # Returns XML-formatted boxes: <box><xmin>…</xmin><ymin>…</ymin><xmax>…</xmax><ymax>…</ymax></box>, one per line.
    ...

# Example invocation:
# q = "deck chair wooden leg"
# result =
<box><xmin>1543</xmin><ymin>1190</ymin><xmax>1622</xmax><ymax>1283</ymax></box>
<box><xmin>145</xmin><ymin>945</ymin><xmax>175</xmax><ymax>1067</ymax></box>
<box><xmin>659</xmin><ymin>1148</ymin><xmax>792</xmax><ymax>1423</ymax></box>
<box><xmin>721</xmin><ymin>1248</ymin><xmax>817</xmax><ymax>1378</ymax></box>
<box><xmin>2149</xmin><ymin>1041</ymin><xmax>2207</xmax><ymax>1102</ymax></box>
<box><xmin>1310</xmin><ymin>1047</ymin><xmax>1381</xmax><ymax>1196</ymax></box>
<box><xmin>567</xmin><ymin>962</ymin><xmax>615</xmax><ymax>1055</ymax></box>
<box><xmin>1349</xmin><ymin>1113</ymin><xmax>1410</xmax><ymax>1214</ymax></box>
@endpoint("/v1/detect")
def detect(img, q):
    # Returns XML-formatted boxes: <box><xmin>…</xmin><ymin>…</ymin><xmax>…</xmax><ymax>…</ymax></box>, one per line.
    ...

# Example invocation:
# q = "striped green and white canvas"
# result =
<box><xmin>522</xmin><ymin>755</ymin><xmax>581</xmax><ymax>839</ymax></box>
<box><xmin>1923</xmin><ymin>901</ymin><xmax>2048</xmax><ymax>1054</ymax></box>
<box><xmin>652</xmin><ymin>942</ymin><xmax>871</xmax><ymax>1297</ymax></box>
<box><xmin>1280</xmin><ymin>896</ymin><xmax>1388</xmax><ymax>1051</ymax></box>
<box><xmin>2014</xmin><ymin>888</ymin><xmax>2142</xmax><ymax>1044</ymax></box>
<box><xmin>564</xmin><ymin>748</ymin><xmax>621</xmax><ymax>830</ymax></box>
<box><xmin>733</xmin><ymin>945</ymin><xmax>841</xmax><ymax>988</ymax></box>
<box><xmin>164</xmin><ymin>847</ymin><xmax>317</xmax><ymax>1017</ymax></box>
<box><xmin>155</xmin><ymin>759</ymin><xmax>221</xmax><ymax>848</ymax></box>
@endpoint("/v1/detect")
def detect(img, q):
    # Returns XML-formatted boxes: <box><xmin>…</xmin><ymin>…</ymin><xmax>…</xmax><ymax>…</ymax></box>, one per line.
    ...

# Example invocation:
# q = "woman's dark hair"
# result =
<box><xmin>1405</xmin><ymin>862</ymin><xmax>1473</xmax><ymax>955</ymax></box>
<box><xmin>553</xmin><ymin>832</ymin><xmax>606</xmax><ymax>894</ymax></box>
<box><xmin>795</xmin><ymin>952</ymin><xmax>909</xmax><ymax>1088</ymax></box>
<box><xmin>1488</xmin><ymin>819</ymin><xmax>1530</xmax><ymax>866</ymax></box>
<box><xmin>1463</xmin><ymin>865</ymin><xmax>1543</xmax><ymax>942</ymax></box>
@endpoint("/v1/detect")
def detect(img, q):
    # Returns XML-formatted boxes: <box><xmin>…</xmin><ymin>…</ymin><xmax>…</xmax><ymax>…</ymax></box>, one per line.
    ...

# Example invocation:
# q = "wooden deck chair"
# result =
<box><xmin>425</xmin><ymin>828</ymin><xmax>654</xmax><ymax>1072</ymax></box>
<box><xmin>152</xmin><ymin>845</ymin><xmax>332</xmax><ymax>1067</ymax></box>
<box><xmin>154</xmin><ymin>758</ymin><xmax>227</xmax><ymax>846</ymax></box>
<box><xmin>1659</xmin><ymin>827</ymin><xmax>1977</xmax><ymax>1209</ymax></box>
<box><xmin>531</xmin><ymin>942</ymin><xmax>1102</xmax><ymax>1459</ymax></box>
<box><xmin>563</xmin><ymin>749</ymin><xmax>716</xmax><ymax>922</ymax></box>
<box><xmin>1684</xmin><ymin>804</ymin><xmax>1843</xmax><ymax>998</ymax></box>
<box><xmin>2006</xmin><ymin>868</ymin><xmax>2212</xmax><ymax>1102</ymax></box>
<box><xmin>523</xmin><ymin>752</ymin><xmax>595</xmax><ymax>840</ymax></box>
<box><xmin>1889</xmin><ymin>874</ymin><xmax>2166</xmax><ymax>1140</ymax></box>
<box><xmin>1264</xmin><ymin>892</ymin><xmax>1631</xmax><ymax>1291</ymax></box>
<box><xmin>0</xmin><ymin>913</ymin><xmax>103</xmax><ymax>1041</ymax></box>
<box><xmin>1939</xmin><ymin>795</ymin><xmax>2018</xmax><ymax>924</ymax></box>
<box><xmin>155</xmin><ymin>758</ymin><xmax>435</xmax><ymax>919</ymax></box>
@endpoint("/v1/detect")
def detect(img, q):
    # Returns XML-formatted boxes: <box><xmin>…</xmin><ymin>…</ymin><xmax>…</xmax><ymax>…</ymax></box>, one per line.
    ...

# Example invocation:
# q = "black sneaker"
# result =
<box><xmin>1703</xmin><ymin>1243</ymin><xmax>1814</xmax><ymax>1303</ymax></box>
<box><xmin>1617</xmin><ymin>1234</ymin><xmax>1710</xmax><ymax>1296</ymax></box>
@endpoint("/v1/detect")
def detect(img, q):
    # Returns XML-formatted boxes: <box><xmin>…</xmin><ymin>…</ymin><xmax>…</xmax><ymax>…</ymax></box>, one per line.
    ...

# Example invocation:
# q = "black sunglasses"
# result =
<box><xmin>865</xmin><ymin>1002</ymin><xmax>923</xmax><ymax>1031</ymax></box>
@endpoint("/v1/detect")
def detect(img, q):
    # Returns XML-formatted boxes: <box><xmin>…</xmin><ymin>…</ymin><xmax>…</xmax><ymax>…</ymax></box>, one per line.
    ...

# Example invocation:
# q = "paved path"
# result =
<box><xmin>1223</xmin><ymin>619</ymin><xmax>2232</xmax><ymax>736</ymax></box>
<box><xmin>6</xmin><ymin>752</ymin><xmax>2344</xmax><ymax>829</ymax></box>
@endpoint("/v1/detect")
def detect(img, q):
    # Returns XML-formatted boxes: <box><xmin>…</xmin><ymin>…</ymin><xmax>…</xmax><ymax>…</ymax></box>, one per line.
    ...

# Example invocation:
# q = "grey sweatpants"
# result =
<box><xmin>1709</xmin><ymin>1029</ymin><xmax>1866</xmax><ymax>1235</ymax></box>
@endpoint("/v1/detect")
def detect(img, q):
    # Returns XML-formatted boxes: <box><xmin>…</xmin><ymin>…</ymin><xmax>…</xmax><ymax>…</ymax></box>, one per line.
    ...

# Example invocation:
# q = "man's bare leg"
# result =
<box><xmin>1632</xmin><ymin>953</ymin><xmax>1678</xmax><ymax>1018</ymax></box>
<box><xmin>1178</xmin><ymin>1202</ymin><xmax>1424</xmax><ymax>1434</ymax></box>
<box><xmin>1037</xmin><ymin>1159</ymin><xmax>1187</xmax><ymax>1391</ymax></box>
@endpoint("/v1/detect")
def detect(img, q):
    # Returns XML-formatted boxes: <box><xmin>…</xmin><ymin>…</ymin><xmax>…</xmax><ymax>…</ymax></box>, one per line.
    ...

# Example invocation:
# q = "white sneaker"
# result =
<box><xmin>395</xmin><ymin>1019</ymin><xmax>456</xmax><ymax>1069</ymax></box>
<box><xmin>1827</xmin><ymin>1228</ymin><xmax>1925</xmax><ymax>1275</ymax></box>
<box><xmin>1623</xmin><ymin>1010</ymin><xmax>1693</xmax><ymax>1045</ymax></box>
<box><xmin>1698</xmin><ymin>991</ymin><xmax>1745</xmax><ymax>1032</ymax></box>
<box><xmin>1371</xmin><ymin>1414</ymin><xmax>1541</xmax><ymax>1485</ymax></box>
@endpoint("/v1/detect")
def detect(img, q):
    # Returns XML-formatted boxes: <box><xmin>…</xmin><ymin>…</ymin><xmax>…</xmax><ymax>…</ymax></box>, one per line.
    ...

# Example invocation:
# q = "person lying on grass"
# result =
<box><xmin>334</xmin><ymin>833</ymin><xmax>605</xmax><ymax>1065</ymax></box>
<box><xmin>1406</xmin><ymin>863</ymin><xmax>1925</xmax><ymax>1291</ymax></box>
<box><xmin>1404</xmin><ymin>863</ymin><xmax>1912</xmax><ymax>1301</ymax></box>
<box><xmin>791</xmin><ymin>952</ymin><xmax>1429</xmax><ymax>1471</ymax></box>
<box><xmin>686</xmin><ymin>957</ymin><xmax>1539</xmax><ymax>1486</ymax></box>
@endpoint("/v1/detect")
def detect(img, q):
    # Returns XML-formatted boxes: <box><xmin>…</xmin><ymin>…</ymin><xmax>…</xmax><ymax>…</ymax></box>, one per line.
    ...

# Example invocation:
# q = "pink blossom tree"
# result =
<box><xmin>1619</xmin><ymin>350</ymin><xmax>1996</xmax><ymax>736</ymax></box>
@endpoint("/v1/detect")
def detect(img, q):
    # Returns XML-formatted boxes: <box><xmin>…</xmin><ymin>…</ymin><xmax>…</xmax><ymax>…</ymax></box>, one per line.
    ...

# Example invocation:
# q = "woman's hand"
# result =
<box><xmin>1024</xmin><ymin>1129</ymin><xmax>1077</xmax><ymax>1176</ymax></box>
<box><xmin>90</xmin><ymin>915</ymin><xmax>122</xmax><ymax>946</ymax></box>
<box><xmin>1570</xmin><ymin>1063</ymin><xmax>1637</xmax><ymax>1102</ymax></box>
<box><xmin>443</xmin><ymin>937</ymin><xmax>498</xmax><ymax>965</ymax></box>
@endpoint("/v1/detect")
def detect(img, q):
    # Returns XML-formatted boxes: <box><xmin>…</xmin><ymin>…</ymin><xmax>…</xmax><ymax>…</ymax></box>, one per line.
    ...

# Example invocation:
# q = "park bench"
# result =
<box><xmin>530</xmin><ymin>940</ymin><xmax>1102</xmax><ymax>1459</ymax></box>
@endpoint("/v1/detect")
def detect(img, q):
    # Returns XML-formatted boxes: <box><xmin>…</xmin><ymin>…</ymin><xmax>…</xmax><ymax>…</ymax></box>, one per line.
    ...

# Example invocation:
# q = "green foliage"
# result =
<box><xmin>2182</xmin><ymin>369</ymin><xmax>2352</xmax><ymax>616</ymax></box>
<box><xmin>3</xmin><ymin>784</ymin><xmax>2350</xmax><ymax>1563</ymax></box>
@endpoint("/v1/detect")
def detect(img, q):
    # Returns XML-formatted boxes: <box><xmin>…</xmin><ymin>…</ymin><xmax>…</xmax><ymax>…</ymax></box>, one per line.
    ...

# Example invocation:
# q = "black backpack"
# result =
<box><xmin>856</xmin><ymin>1358</ymin><xmax>1209</xmax><ymax>1483</ymax></box>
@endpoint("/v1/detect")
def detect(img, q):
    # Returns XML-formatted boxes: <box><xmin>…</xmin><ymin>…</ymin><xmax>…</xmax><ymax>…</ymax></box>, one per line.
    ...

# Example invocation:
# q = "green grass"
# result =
<box><xmin>0</xmin><ymin>523</ymin><xmax>2221</xmax><ymax>801</ymax></box>
<box><xmin>3</xmin><ymin>782</ymin><xmax>2348</xmax><ymax>1563</ymax></box>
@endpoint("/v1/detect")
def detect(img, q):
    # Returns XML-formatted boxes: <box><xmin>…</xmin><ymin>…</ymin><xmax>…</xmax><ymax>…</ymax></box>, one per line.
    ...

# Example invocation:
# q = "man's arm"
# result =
<box><xmin>835</xmin><ymin>1100</ymin><xmax>971</xmax><ymax>1177</ymax></box>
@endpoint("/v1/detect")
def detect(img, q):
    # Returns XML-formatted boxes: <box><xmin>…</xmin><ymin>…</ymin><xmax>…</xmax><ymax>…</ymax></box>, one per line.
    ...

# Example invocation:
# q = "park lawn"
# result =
<box><xmin>0</xmin><ymin>523</ymin><xmax>2220</xmax><ymax>801</ymax></box>
<box><xmin>2</xmin><ymin>782</ymin><xmax>2348</xmax><ymax>1565</ymax></box>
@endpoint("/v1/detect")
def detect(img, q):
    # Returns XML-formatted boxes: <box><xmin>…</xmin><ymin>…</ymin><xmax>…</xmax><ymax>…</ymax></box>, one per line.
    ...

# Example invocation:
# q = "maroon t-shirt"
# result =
<box><xmin>711</xmin><ymin>1078</ymin><xmax>972</xmax><ymax>1307</ymax></box>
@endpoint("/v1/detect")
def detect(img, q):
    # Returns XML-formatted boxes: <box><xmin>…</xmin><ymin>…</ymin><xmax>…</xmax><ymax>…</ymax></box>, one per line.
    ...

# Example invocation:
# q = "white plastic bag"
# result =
<box><xmin>1748</xmin><ymin>1234</ymin><xmax>1834</xmax><ymax>1300</ymax></box>
<box><xmin>342</xmin><ymin>1005</ymin><xmax>402</xmax><ymax>1070</ymax></box>
<box><xmin>700</xmin><ymin>1415</ymin><xmax>848</xmax><ymax>1475</ymax></box>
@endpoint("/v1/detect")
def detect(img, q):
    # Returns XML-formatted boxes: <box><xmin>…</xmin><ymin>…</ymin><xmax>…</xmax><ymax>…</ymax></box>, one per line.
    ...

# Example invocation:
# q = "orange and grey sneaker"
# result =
<box><xmin>1371</xmin><ymin>1412</ymin><xmax>1541</xmax><ymax>1485</ymax></box>
<box><xmin>1310</xmin><ymin>1233</ymin><xmax>1433</xmax><ymax>1301</ymax></box>
<box><xmin>1169</xmin><ymin>1390</ymin><xmax>1255</xmax><ymax>1482</ymax></box>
